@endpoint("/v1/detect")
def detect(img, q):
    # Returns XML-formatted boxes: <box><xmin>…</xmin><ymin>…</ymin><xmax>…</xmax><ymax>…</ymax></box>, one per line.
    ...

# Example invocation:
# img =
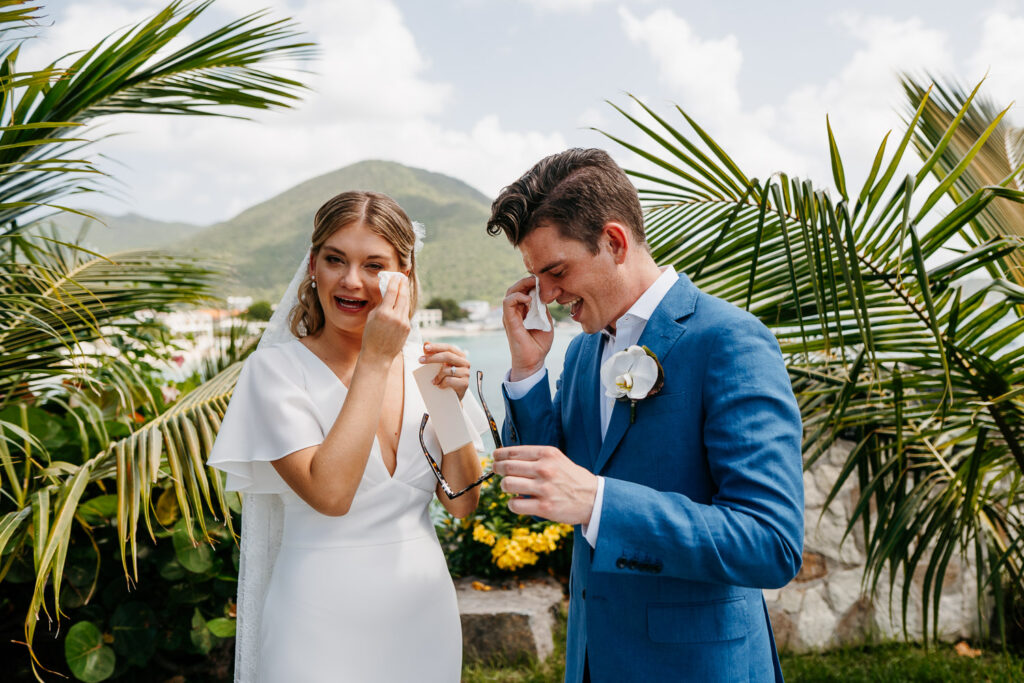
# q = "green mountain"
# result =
<box><xmin>177</xmin><ymin>160</ymin><xmax>523</xmax><ymax>305</ymax></box>
<box><xmin>44</xmin><ymin>211</ymin><xmax>206</xmax><ymax>253</ymax></box>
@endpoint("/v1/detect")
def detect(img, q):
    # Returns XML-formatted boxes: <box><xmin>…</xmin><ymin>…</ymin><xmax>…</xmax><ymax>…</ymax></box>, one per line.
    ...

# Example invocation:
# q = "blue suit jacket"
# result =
<box><xmin>503</xmin><ymin>273</ymin><xmax>804</xmax><ymax>683</ymax></box>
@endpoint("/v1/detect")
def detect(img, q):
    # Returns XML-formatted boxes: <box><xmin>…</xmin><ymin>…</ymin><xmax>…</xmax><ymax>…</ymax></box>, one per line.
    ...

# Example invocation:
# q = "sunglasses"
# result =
<box><xmin>419</xmin><ymin>370</ymin><xmax>500</xmax><ymax>499</ymax></box>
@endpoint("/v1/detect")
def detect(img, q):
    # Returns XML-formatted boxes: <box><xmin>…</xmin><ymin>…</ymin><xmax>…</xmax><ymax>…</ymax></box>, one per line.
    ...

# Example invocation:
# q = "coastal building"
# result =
<box><xmin>414</xmin><ymin>308</ymin><xmax>442</xmax><ymax>328</ymax></box>
<box><xmin>459</xmin><ymin>300</ymin><xmax>491</xmax><ymax>322</ymax></box>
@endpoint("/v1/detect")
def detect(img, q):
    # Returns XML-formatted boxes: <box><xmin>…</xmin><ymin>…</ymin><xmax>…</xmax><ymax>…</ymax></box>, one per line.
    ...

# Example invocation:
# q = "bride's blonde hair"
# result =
<box><xmin>289</xmin><ymin>191</ymin><xmax>420</xmax><ymax>338</ymax></box>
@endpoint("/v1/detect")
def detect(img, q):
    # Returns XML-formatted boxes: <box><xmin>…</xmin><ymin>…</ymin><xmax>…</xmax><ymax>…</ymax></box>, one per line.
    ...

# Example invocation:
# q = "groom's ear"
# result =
<box><xmin>602</xmin><ymin>222</ymin><xmax>630</xmax><ymax>265</ymax></box>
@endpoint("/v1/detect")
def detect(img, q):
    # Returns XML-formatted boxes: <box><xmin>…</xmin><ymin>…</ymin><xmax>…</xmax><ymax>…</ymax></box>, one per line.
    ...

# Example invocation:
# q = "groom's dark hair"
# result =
<box><xmin>486</xmin><ymin>148</ymin><xmax>646</xmax><ymax>254</ymax></box>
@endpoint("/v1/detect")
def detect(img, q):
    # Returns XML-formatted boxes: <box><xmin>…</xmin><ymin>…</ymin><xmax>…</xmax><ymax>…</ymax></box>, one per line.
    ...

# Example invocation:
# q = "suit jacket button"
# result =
<box><xmin>627</xmin><ymin>559</ymin><xmax>638</xmax><ymax>570</ymax></box>
<box><xmin>615</xmin><ymin>557</ymin><xmax>627</xmax><ymax>569</ymax></box>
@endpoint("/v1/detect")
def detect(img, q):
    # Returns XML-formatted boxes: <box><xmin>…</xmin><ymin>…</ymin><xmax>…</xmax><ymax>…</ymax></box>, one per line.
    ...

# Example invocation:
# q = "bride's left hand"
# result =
<box><xmin>419</xmin><ymin>342</ymin><xmax>471</xmax><ymax>400</ymax></box>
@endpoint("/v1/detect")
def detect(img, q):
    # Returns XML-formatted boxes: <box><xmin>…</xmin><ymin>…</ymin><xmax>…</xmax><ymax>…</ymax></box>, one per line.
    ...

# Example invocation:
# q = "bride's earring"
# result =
<box><xmin>311</xmin><ymin>274</ymin><xmax>317</xmax><ymax>289</ymax></box>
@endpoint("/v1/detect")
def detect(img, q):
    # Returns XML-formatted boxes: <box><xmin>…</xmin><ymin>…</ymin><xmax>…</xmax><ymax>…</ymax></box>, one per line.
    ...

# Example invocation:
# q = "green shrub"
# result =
<box><xmin>1</xmin><ymin>490</ymin><xmax>239</xmax><ymax>681</ymax></box>
<box><xmin>435</xmin><ymin>456</ymin><xmax>573</xmax><ymax>580</ymax></box>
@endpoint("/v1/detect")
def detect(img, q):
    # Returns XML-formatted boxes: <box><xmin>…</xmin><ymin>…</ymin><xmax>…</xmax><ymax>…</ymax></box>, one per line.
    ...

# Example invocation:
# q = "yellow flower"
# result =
<box><xmin>472</xmin><ymin>523</ymin><xmax>497</xmax><ymax>547</ymax></box>
<box><xmin>491</xmin><ymin>536</ymin><xmax>539</xmax><ymax>571</ymax></box>
<box><xmin>543</xmin><ymin>523</ymin><xmax>572</xmax><ymax>541</ymax></box>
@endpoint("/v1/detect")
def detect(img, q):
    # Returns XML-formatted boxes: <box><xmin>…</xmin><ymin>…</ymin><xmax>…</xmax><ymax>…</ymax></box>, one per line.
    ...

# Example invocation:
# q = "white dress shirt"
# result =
<box><xmin>504</xmin><ymin>266</ymin><xmax>679</xmax><ymax>546</ymax></box>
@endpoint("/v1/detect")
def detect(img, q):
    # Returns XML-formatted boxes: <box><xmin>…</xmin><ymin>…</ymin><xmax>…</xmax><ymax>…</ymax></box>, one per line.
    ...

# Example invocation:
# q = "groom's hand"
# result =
<box><xmin>492</xmin><ymin>445</ymin><xmax>597</xmax><ymax>525</ymax></box>
<box><xmin>503</xmin><ymin>276</ymin><xmax>554</xmax><ymax>381</ymax></box>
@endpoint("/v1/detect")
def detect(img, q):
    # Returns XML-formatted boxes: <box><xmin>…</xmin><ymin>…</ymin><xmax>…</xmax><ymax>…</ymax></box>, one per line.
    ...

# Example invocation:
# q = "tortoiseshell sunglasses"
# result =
<box><xmin>419</xmin><ymin>370</ymin><xmax>500</xmax><ymax>499</ymax></box>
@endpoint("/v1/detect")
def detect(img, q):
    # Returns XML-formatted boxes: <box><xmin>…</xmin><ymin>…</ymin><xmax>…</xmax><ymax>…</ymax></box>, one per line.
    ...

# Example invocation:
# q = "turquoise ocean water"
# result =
<box><xmin>423</xmin><ymin>325</ymin><xmax>580</xmax><ymax>429</ymax></box>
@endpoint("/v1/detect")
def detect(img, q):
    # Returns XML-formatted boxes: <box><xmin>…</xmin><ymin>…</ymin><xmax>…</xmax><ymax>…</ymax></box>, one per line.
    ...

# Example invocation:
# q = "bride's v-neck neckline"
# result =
<box><xmin>292</xmin><ymin>339</ymin><xmax>408</xmax><ymax>480</ymax></box>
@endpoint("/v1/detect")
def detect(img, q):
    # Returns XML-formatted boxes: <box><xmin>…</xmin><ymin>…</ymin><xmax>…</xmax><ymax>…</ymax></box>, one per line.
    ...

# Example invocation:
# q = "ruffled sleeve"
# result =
<box><xmin>208</xmin><ymin>343</ymin><xmax>324</xmax><ymax>493</ymax></box>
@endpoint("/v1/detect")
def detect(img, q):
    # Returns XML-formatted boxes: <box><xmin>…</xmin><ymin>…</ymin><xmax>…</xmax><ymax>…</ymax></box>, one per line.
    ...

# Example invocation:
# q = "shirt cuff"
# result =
<box><xmin>503</xmin><ymin>367</ymin><xmax>547</xmax><ymax>400</ymax></box>
<box><xmin>581</xmin><ymin>476</ymin><xmax>605</xmax><ymax>548</ymax></box>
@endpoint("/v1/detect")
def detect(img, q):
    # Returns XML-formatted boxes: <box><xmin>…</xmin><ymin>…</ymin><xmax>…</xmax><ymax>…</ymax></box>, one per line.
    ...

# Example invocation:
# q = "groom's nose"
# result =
<box><xmin>537</xmin><ymin>278</ymin><xmax>559</xmax><ymax>304</ymax></box>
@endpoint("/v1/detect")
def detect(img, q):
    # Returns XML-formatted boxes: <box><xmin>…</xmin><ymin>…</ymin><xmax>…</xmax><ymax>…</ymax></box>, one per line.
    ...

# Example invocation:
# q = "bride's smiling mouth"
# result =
<box><xmin>334</xmin><ymin>295</ymin><xmax>368</xmax><ymax>312</ymax></box>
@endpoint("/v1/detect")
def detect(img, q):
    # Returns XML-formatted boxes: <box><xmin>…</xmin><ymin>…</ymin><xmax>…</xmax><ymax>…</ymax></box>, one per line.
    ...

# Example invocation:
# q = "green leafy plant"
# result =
<box><xmin>0</xmin><ymin>0</ymin><xmax>313</xmax><ymax>675</ymax></box>
<box><xmin>600</xmin><ymin>78</ymin><xmax>1024</xmax><ymax>642</ymax></box>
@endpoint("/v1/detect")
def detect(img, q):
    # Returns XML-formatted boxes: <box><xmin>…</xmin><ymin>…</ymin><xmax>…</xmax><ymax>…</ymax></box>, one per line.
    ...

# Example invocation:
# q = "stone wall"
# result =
<box><xmin>765</xmin><ymin>440</ymin><xmax>981</xmax><ymax>652</ymax></box>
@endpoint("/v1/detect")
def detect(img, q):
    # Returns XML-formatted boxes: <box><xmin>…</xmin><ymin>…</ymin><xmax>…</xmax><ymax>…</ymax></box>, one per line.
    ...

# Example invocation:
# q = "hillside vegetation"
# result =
<box><xmin>50</xmin><ymin>160</ymin><xmax>525</xmax><ymax>304</ymax></box>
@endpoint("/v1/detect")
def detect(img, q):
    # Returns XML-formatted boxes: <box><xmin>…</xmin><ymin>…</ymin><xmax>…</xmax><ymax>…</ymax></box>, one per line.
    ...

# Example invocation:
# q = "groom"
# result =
<box><xmin>488</xmin><ymin>148</ymin><xmax>804</xmax><ymax>682</ymax></box>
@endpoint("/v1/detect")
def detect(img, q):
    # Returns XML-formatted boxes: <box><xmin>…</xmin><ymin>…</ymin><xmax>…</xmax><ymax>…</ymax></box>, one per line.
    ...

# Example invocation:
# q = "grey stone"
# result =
<box><xmin>803</xmin><ymin>470</ymin><xmax>826</xmax><ymax>509</ymax></box>
<box><xmin>834</xmin><ymin>597</ymin><xmax>874</xmax><ymax>644</ymax></box>
<box><xmin>825</xmin><ymin>567</ymin><xmax>865</xmax><ymax>616</ymax></box>
<box><xmin>797</xmin><ymin>587</ymin><xmax>836</xmax><ymax>650</ymax></box>
<box><xmin>456</xmin><ymin>576</ymin><xmax>563</xmax><ymax>663</ymax></box>
<box><xmin>768</xmin><ymin>608</ymin><xmax>801</xmax><ymax>652</ymax></box>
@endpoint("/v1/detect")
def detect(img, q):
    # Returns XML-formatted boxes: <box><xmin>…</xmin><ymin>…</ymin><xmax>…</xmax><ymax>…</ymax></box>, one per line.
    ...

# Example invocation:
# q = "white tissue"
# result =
<box><xmin>378</xmin><ymin>271</ymin><xmax>408</xmax><ymax>297</ymax></box>
<box><xmin>523</xmin><ymin>275</ymin><xmax>552</xmax><ymax>331</ymax></box>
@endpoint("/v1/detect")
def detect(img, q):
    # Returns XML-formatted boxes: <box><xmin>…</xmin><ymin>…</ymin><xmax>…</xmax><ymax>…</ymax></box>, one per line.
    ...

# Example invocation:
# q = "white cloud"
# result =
<box><xmin>618</xmin><ymin>6</ymin><xmax>742</xmax><ymax>118</ymax></box>
<box><xmin>576</xmin><ymin>105</ymin><xmax>610</xmax><ymax>130</ymax></box>
<box><xmin>27</xmin><ymin>0</ymin><xmax>567</xmax><ymax>224</ymax></box>
<box><xmin>288</xmin><ymin>0</ymin><xmax>451</xmax><ymax>122</ymax></box>
<box><xmin>614</xmin><ymin>7</ymin><xmax>800</xmax><ymax>185</ymax></box>
<box><xmin>20</xmin><ymin>1</ymin><xmax>165</xmax><ymax>69</ymax></box>
<box><xmin>520</xmin><ymin>0</ymin><xmax>610</xmax><ymax>13</ymax></box>
<box><xmin>777</xmin><ymin>13</ymin><xmax>953</xmax><ymax>185</ymax></box>
<box><xmin>616</xmin><ymin>6</ymin><xmax>960</xmax><ymax>190</ymax></box>
<box><xmin>968</xmin><ymin>10</ymin><xmax>1024</xmax><ymax>108</ymax></box>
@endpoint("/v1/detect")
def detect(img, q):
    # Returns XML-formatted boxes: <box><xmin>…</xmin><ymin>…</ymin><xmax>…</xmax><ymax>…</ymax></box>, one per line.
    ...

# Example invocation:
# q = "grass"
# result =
<box><xmin>781</xmin><ymin>642</ymin><xmax>1024</xmax><ymax>682</ymax></box>
<box><xmin>462</xmin><ymin>608</ymin><xmax>1024</xmax><ymax>683</ymax></box>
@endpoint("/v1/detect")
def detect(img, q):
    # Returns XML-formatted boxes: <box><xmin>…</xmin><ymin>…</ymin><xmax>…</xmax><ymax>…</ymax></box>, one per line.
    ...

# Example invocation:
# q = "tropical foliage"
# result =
<box><xmin>601</xmin><ymin>78</ymin><xmax>1024</xmax><ymax>641</ymax></box>
<box><xmin>0</xmin><ymin>0</ymin><xmax>311</xmax><ymax>677</ymax></box>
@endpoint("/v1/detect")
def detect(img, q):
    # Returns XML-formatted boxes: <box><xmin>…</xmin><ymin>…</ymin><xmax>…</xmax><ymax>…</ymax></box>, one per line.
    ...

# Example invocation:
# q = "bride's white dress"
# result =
<box><xmin>209</xmin><ymin>338</ymin><xmax>472</xmax><ymax>682</ymax></box>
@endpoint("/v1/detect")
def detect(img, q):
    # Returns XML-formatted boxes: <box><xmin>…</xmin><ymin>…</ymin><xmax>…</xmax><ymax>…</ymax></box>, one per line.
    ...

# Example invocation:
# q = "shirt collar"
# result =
<box><xmin>601</xmin><ymin>266</ymin><xmax>678</xmax><ymax>341</ymax></box>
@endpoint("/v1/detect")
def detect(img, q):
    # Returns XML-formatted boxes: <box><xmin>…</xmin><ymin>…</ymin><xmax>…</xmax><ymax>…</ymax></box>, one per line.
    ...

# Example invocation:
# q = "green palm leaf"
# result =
<box><xmin>0</xmin><ymin>2</ymin><xmax>314</xmax><ymax>670</ymax></box>
<box><xmin>603</xmin><ymin>80</ymin><xmax>1024</xmax><ymax>642</ymax></box>
<box><xmin>0</xmin><ymin>0</ymin><xmax>314</xmax><ymax>232</ymax></box>
<box><xmin>902</xmin><ymin>74</ymin><xmax>1024</xmax><ymax>290</ymax></box>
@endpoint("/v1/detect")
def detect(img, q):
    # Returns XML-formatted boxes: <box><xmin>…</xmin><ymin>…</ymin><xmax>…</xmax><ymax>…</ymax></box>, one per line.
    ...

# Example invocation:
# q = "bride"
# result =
<box><xmin>208</xmin><ymin>190</ymin><xmax>487</xmax><ymax>682</ymax></box>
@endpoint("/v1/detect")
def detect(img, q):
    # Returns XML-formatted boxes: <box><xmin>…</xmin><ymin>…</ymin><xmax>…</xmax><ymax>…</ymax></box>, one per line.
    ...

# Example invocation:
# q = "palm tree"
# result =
<box><xmin>0</xmin><ymin>0</ymin><xmax>312</xmax><ymax>669</ymax></box>
<box><xmin>600</xmin><ymin>80</ymin><xmax>1024</xmax><ymax>642</ymax></box>
<box><xmin>902</xmin><ymin>75</ymin><xmax>1024</xmax><ymax>290</ymax></box>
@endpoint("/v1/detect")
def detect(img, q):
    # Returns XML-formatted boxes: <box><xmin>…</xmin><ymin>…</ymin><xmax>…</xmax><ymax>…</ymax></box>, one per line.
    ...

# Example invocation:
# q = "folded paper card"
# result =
<box><xmin>413</xmin><ymin>365</ymin><xmax>475</xmax><ymax>453</ymax></box>
<box><xmin>523</xmin><ymin>275</ymin><xmax>552</xmax><ymax>331</ymax></box>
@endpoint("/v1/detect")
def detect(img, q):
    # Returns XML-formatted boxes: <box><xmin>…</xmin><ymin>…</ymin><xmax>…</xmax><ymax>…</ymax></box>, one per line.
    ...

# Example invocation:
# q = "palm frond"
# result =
<box><xmin>0</xmin><ymin>0</ymin><xmax>314</xmax><ymax>233</ymax></box>
<box><xmin>604</xmin><ymin>80</ymin><xmax>1024</xmax><ymax>641</ymax></box>
<box><xmin>902</xmin><ymin>74</ymin><xmax>1024</xmax><ymax>289</ymax></box>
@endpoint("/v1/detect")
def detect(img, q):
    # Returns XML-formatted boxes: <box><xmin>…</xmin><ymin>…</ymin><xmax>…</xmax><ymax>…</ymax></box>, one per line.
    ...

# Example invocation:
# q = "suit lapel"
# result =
<box><xmin>591</xmin><ymin>274</ymin><xmax>698</xmax><ymax>475</ymax></box>
<box><xmin>577</xmin><ymin>333</ymin><xmax>603</xmax><ymax>464</ymax></box>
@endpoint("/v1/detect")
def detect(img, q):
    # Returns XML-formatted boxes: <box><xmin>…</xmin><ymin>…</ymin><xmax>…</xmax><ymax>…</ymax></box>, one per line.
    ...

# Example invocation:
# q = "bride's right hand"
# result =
<box><xmin>360</xmin><ymin>275</ymin><xmax>410</xmax><ymax>362</ymax></box>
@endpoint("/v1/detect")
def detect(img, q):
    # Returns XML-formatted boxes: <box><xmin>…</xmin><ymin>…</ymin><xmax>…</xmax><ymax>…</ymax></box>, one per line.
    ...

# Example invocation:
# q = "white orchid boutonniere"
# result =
<box><xmin>600</xmin><ymin>345</ymin><xmax>665</xmax><ymax>423</ymax></box>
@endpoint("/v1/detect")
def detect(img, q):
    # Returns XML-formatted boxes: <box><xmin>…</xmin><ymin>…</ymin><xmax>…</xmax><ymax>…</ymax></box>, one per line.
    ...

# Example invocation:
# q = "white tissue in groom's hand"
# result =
<box><xmin>378</xmin><ymin>271</ymin><xmax>407</xmax><ymax>298</ymax></box>
<box><xmin>523</xmin><ymin>275</ymin><xmax>552</xmax><ymax>332</ymax></box>
<box><xmin>413</xmin><ymin>365</ymin><xmax>474</xmax><ymax>453</ymax></box>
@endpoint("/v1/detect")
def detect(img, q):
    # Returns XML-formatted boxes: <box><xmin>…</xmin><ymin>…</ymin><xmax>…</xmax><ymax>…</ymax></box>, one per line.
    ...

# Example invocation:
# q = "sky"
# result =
<box><xmin>27</xmin><ymin>0</ymin><xmax>1024</xmax><ymax>226</ymax></box>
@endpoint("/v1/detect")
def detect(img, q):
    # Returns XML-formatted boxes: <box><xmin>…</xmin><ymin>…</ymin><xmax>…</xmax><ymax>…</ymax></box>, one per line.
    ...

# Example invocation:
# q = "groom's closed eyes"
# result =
<box><xmin>533</xmin><ymin>260</ymin><xmax>566</xmax><ymax>277</ymax></box>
